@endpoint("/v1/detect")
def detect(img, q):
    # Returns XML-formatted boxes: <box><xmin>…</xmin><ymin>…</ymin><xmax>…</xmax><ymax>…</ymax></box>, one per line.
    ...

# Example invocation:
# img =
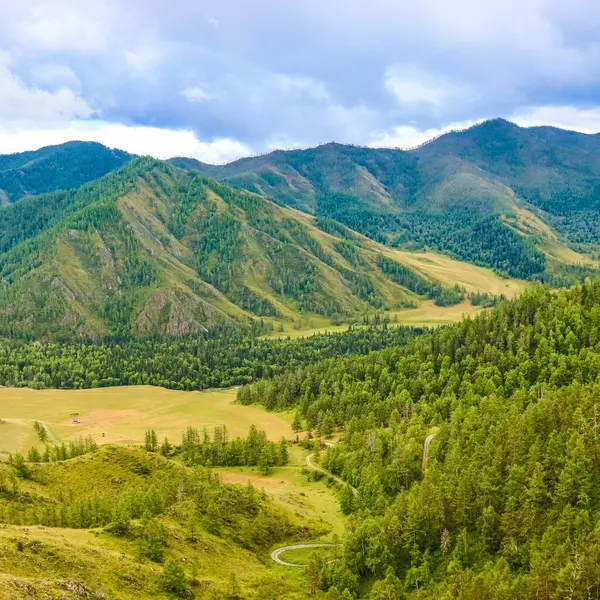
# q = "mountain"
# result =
<box><xmin>0</xmin><ymin>141</ymin><xmax>133</xmax><ymax>203</ymax></box>
<box><xmin>0</xmin><ymin>157</ymin><xmax>510</xmax><ymax>339</ymax></box>
<box><xmin>179</xmin><ymin>119</ymin><xmax>600</xmax><ymax>282</ymax></box>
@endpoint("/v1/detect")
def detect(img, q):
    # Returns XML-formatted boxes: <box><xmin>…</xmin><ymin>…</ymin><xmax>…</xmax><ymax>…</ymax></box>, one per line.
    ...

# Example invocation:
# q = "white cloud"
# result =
<box><xmin>275</xmin><ymin>75</ymin><xmax>330</xmax><ymax>103</ymax></box>
<box><xmin>512</xmin><ymin>105</ymin><xmax>600</xmax><ymax>133</ymax></box>
<box><xmin>206</xmin><ymin>16</ymin><xmax>220</xmax><ymax>30</ymax></box>
<box><xmin>125</xmin><ymin>46</ymin><xmax>164</xmax><ymax>75</ymax></box>
<box><xmin>20</xmin><ymin>3</ymin><xmax>110</xmax><ymax>53</ymax></box>
<box><xmin>0</xmin><ymin>120</ymin><xmax>252</xmax><ymax>164</ymax></box>
<box><xmin>369</xmin><ymin>118</ymin><xmax>483</xmax><ymax>149</ymax></box>
<box><xmin>29</xmin><ymin>64</ymin><xmax>81</xmax><ymax>91</ymax></box>
<box><xmin>183</xmin><ymin>86</ymin><xmax>219</xmax><ymax>103</ymax></box>
<box><xmin>0</xmin><ymin>52</ymin><xmax>93</xmax><ymax>123</ymax></box>
<box><xmin>384</xmin><ymin>64</ymin><xmax>475</xmax><ymax>110</ymax></box>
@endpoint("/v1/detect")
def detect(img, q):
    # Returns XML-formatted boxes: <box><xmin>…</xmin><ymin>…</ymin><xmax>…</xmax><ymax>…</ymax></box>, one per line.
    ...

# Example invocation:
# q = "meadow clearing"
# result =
<box><xmin>264</xmin><ymin>298</ymin><xmax>486</xmax><ymax>339</ymax></box>
<box><xmin>0</xmin><ymin>385</ymin><xmax>293</xmax><ymax>456</ymax></box>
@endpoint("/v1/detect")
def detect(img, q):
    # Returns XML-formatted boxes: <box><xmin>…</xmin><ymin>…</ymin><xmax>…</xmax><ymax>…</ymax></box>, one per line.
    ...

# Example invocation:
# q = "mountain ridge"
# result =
<box><xmin>0</xmin><ymin>157</ymin><xmax>510</xmax><ymax>339</ymax></box>
<box><xmin>175</xmin><ymin>119</ymin><xmax>600</xmax><ymax>282</ymax></box>
<box><xmin>0</xmin><ymin>141</ymin><xmax>133</xmax><ymax>204</ymax></box>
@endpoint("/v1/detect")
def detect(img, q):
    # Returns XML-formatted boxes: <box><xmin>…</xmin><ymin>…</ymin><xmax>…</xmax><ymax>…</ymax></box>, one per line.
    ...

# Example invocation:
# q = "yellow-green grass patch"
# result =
<box><xmin>0</xmin><ymin>386</ymin><xmax>293</xmax><ymax>454</ymax></box>
<box><xmin>380</xmin><ymin>248</ymin><xmax>528</xmax><ymax>297</ymax></box>
<box><xmin>280</xmin><ymin>545</ymin><xmax>340</xmax><ymax>566</ymax></box>
<box><xmin>216</xmin><ymin>446</ymin><xmax>346</xmax><ymax>538</ymax></box>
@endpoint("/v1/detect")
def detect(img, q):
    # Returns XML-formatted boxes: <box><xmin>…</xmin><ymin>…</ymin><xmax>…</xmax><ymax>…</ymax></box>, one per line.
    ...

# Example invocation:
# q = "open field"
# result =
<box><xmin>0</xmin><ymin>386</ymin><xmax>293</xmax><ymax>455</ymax></box>
<box><xmin>216</xmin><ymin>445</ymin><xmax>346</xmax><ymax>538</ymax></box>
<box><xmin>386</xmin><ymin>299</ymin><xmax>485</xmax><ymax>326</ymax></box>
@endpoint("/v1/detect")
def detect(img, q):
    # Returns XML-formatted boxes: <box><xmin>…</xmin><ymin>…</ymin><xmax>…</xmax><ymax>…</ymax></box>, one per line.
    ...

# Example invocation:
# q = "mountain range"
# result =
<box><xmin>1</xmin><ymin>118</ymin><xmax>599</xmax><ymax>338</ymax></box>
<box><xmin>176</xmin><ymin>118</ymin><xmax>600</xmax><ymax>281</ymax></box>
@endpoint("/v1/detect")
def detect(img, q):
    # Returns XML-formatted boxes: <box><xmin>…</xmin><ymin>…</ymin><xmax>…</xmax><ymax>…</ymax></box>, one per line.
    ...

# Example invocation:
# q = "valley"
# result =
<box><xmin>3</xmin><ymin>122</ymin><xmax>600</xmax><ymax>598</ymax></box>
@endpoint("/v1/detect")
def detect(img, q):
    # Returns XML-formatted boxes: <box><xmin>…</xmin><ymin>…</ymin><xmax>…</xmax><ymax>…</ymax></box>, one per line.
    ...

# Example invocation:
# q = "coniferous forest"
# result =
<box><xmin>240</xmin><ymin>280</ymin><xmax>600</xmax><ymax>598</ymax></box>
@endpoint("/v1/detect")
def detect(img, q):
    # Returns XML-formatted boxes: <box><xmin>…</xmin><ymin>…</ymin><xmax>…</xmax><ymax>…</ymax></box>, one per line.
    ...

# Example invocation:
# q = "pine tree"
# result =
<box><xmin>205</xmin><ymin>499</ymin><xmax>222</xmax><ymax>536</ymax></box>
<box><xmin>258</xmin><ymin>445</ymin><xmax>275</xmax><ymax>475</ymax></box>
<box><xmin>160</xmin><ymin>437</ymin><xmax>172</xmax><ymax>457</ymax></box>
<box><xmin>278</xmin><ymin>437</ymin><xmax>289</xmax><ymax>465</ymax></box>
<box><xmin>340</xmin><ymin>484</ymin><xmax>355</xmax><ymax>515</ymax></box>
<box><xmin>292</xmin><ymin>411</ymin><xmax>303</xmax><ymax>433</ymax></box>
<box><xmin>161</xmin><ymin>558</ymin><xmax>187</xmax><ymax>596</ymax></box>
<box><xmin>27</xmin><ymin>447</ymin><xmax>42</xmax><ymax>463</ymax></box>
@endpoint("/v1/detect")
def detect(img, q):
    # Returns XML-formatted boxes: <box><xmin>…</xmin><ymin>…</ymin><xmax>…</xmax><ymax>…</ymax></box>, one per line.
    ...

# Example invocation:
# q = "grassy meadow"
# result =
<box><xmin>0</xmin><ymin>386</ymin><xmax>293</xmax><ymax>456</ymax></box>
<box><xmin>216</xmin><ymin>445</ymin><xmax>346</xmax><ymax>538</ymax></box>
<box><xmin>263</xmin><ymin>299</ymin><xmax>486</xmax><ymax>339</ymax></box>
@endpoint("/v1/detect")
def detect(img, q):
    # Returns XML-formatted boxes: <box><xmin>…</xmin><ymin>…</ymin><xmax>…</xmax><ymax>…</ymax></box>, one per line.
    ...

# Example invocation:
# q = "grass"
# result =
<box><xmin>0</xmin><ymin>386</ymin><xmax>293</xmax><ymax>455</ymax></box>
<box><xmin>387</xmin><ymin>300</ymin><xmax>484</xmax><ymax>326</ymax></box>
<box><xmin>216</xmin><ymin>445</ymin><xmax>346</xmax><ymax>538</ymax></box>
<box><xmin>0</xmin><ymin>446</ymin><xmax>313</xmax><ymax>599</ymax></box>
<box><xmin>382</xmin><ymin>247</ymin><xmax>528</xmax><ymax>297</ymax></box>
<box><xmin>281</xmin><ymin>545</ymin><xmax>340</xmax><ymax>566</ymax></box>
<box><xmin>0</xmin><ymin>420</ymin><xmax>40</xmax><ymax>458</ymax></box>
<box><xmin>263</xmin><ymin>300</ymin><xmax>484</xmax><ymax>339</ymax></box>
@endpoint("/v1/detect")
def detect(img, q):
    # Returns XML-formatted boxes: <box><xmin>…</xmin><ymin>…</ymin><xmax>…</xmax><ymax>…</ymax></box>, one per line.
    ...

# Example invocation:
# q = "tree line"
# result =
<box><xmin>0</xmin><ymin>324</ymin><xmax>421</xmax><ymax>390</ymax></box>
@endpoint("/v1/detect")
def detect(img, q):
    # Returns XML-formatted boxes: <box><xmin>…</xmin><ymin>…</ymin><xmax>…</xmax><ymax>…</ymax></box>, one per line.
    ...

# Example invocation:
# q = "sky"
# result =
<box><xmin>1</xmin><ymin>0</ymin><xmax>600</xmax><ymax>163</ymax></box>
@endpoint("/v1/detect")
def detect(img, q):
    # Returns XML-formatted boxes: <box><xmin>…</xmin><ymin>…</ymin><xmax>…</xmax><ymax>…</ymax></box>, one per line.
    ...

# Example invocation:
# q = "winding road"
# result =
<box><xmin>305</xmin><ymin>441</ymin><xmax>358</xmax><ymax>496</ymax></box>
<box><xmin>271</xmin><ymin>433</ymin><xmax>437</xmax><ymax>567</ymax></box>
<box><xmin>271</xmin><ymin>543</ymin><xmax>342</xmax><ymax>567</ymax></box>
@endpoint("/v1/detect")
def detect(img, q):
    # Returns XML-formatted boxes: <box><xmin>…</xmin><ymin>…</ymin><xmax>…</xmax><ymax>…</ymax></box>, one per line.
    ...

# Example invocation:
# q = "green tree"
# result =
<box><xmin>27</xmin><ymin>446</ymin><xmax>42</xmax><ymax>463</ymax></box>
<box><xmin>137</xmin><ymin>516</ymin><xmax>167</xmax><ymax>562</ymax></box>
<box><xmin>292</xmin><ymin>411</ymin><xmax>303</xmax><ymax>433</ymax></box>
<box><xmin>258</xmin><ymin>445</ymin><xmax>276</xmax><ymax>475</ymax></box>
<box><xmin>161</xmin><ymin>557</ymin><xmax>187</xmax><ymax>596</ymax></box>
<box><xmin>278</xmin><ymin>437</ymin><xmax>289</xmax><ymax>464</ymax></box>
<box><xmin>369</xmin><ymin>567</ymin><xmax>404</xmax><ymax>599</ymax></box>
<box><xmin>205</xmin><ymin>499</ymin><xmax>222</xmax><ymax>536</ymax></box>
<box><xmin>10</xmin><ymin>453</ymin><xmax>30</xmax><ymax>479</ymax></box>
<box><xmin>340</xmin><ymin>485</ymin><xmax>356</xmax><ymax>515</ymax></box>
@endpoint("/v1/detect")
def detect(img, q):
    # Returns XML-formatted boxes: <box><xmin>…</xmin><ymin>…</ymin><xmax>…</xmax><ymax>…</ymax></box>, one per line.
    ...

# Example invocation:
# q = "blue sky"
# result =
<box><xmin>1</xmin><ymin>0</ymin><xmax>600</xmax><ymax>162</ymax></box>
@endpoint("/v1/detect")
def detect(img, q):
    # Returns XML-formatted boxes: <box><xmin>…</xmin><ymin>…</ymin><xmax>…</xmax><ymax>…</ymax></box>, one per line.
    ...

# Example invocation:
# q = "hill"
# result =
<box><xmin>0</xmin><ymin>141</ymin><xmax>133</xmax><ymax>203</ymax></box>
<box><xmin>0</xmin><ymin>158</ymin><xmax>519</xmax><ymax>339</ymax></box>
<box><xmin>180</xmin><ymin>119</ymin><xmax>600</xmax><ymax>282</ymax></box>
<box><xmin>0</xmin><ymin>444</ymin><xmax>317</xmax><ymax>599</ymax></box>
<box><xmin>240</xmin><ymin>279</ymin><xmax>600</xmax><ymax>598</ymax></box>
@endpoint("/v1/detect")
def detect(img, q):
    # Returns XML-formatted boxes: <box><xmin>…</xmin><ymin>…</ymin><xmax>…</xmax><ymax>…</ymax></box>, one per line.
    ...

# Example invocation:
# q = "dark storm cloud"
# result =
<box><xmin>1</xmin><ymin>0</ymin><xmax>600</xmax><ymax>156</ymax></box>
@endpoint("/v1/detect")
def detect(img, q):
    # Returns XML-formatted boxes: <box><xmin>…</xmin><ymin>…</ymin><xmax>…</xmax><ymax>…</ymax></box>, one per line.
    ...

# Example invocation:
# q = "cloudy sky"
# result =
<box><xmin>1</xmin><ymin>0</ymin><xmax>600</xmax><ymax>163</ymax></box>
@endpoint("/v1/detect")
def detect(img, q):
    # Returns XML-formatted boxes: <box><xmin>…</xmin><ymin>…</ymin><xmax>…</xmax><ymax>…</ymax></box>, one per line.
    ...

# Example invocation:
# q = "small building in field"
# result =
<box><xmin>72</xmin><ymin>417</ymin><xmax>80</xmax><ymax>424</ymax></box>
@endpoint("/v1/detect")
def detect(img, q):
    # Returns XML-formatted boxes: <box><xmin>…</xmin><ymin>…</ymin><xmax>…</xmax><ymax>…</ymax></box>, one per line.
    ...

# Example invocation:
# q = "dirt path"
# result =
<box><xmin>422</xmin><ymin>433</ymin><xmax>436</xmax><ymax>472</ymax></box>
<box><xmin>305</xmin><ymin>441</ymin><xmax>358</xmax><ymax>495</ymax></box>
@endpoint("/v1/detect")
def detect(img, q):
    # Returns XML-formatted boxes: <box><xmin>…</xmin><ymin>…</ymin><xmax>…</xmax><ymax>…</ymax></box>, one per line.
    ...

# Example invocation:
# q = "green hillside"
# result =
<box><xmin>0</xmin><ymin>141</ymin><xmax>132</xmax><ymax>203</ymax></box>
<box><xmin>181</xmin><ymin>119</ymin><xmax>600</xmax><ymax>282</ymax></box>
<box><xmin>0</xmin><ymin>444</ymin><xmax>315</xmax><ymax>599</ymax></box>
<box><xmin>240</xmin><ymin>279</ymin><xmax>600</xmax><ymax>598</ymax></box>
<box><xmin>0</xmin><ymin>158</ymin><xmax>492</xmax><ymax>339</ymax></box>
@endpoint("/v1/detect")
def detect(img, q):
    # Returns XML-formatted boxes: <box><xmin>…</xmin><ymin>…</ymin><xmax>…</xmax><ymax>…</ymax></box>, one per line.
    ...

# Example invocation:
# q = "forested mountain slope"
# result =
<box><xmin>240</xmin><ymin>280</ymin><xmax>600</xmax><ymax>598</ymax></box>
<box><xmin>0</xmin><ymin>158</ymin><xmax>490</xmax><ymax>339</ymax></box>
<box><xmin>0</xmin><ymin>141</ymin><xmax>132</xmax><ymax>203</ymax></box>
<box><xmin>181</xmin><ymin>119</ymin><xmax>600</xmax><ymax>281</ymax></box>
